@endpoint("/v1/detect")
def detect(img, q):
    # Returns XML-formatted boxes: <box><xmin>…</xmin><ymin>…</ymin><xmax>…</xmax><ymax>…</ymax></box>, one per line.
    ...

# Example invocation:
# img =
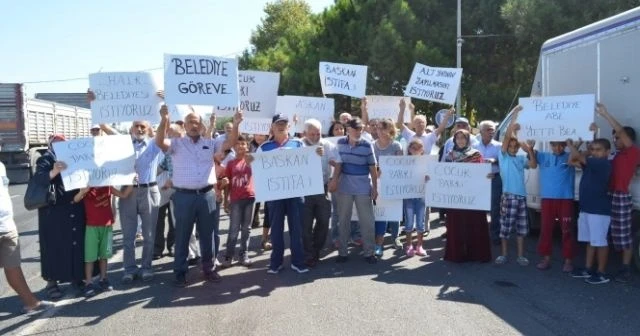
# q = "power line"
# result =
<box><xmin>19</xmin><ymin>49</ymin><xmax>247</xmax><ymax>84</ymax></box>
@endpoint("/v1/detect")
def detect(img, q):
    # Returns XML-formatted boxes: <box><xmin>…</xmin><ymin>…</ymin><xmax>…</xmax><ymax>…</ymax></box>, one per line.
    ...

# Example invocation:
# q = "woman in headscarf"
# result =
<box><xmin>440</xmin><ymin>129</ymin><xmax>491</xmax><ymax>263</ymax></box>
<box><xmin>32</xmin><ymin>134</ymin><xmax>86</xmax><ymax>298</ymax></box>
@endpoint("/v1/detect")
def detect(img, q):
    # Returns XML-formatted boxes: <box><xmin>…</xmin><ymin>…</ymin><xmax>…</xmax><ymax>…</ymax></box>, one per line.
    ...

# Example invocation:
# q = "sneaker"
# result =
<box><xmin>374</xmin><ymin>245</ymin><xmax>383</xmax><ymax>257</ymax></box>
<box><xmin>141</xmin><ymin>272</ymin><xmax>153</xmax><ymax>282</ymax></box>
<box><xmin>291</xmin><ymin>264</ymin><xmax>309</xmax><ymax>274</ymax></box>
<box><xmin>262</xmin><ymin>240</ymin><xmax>272</xmax><ymax>251</ymax></box>
<box><xmin>173</xmin><ymin>274</ymin><xmax>187</xmax><ymax>288</ymax></box>
<box><xmin>415</xmin><ymin>246</ymin><xmax>427</xmax><ymax>257</ymax></box>
<box><xmin>614</xmin><ymin>268</ymin><xmax>632</xmax><ymax>283</ymax></box>
<box><xmin>135</xmin><ymin>233</ymin><xmax>144</xmax><ymax>243</ymax></box>
<box><xmin>365</xmin><ymin>256</ymin><xmax>378</xmax><ymax>264</ymax></box>
<box><xmin>585</xmin><ymin>272</ymin><xmax>610</xmax><ymax>285</ymax></box>
<box><xmin>239</xmin><ymin>254</ymin><xmax>253</xmax><ymax>267</ymax></box>
<box><xmin>214</xmin><ymin>258</ymin><xmax>222</xmax><ymax>268</ymax></box>
<box><xmin>494</xmin><ymin>255</ymin><xmax>507</xmax><ymax>265</ymax></box>
<box><xmin>405</xmin><ymin>245</ymin><xmax>415</xmax><ymax>257</ymax></box>
<box><xmin>393</xmin><ymin>237</ymin><xmax>403</xmax><ymax>249</ymax></box>
<box><xmin>83</xmin><ymin>283</ymin><xmax>98</xmax><ymax>298</ymax></box>
<box><xmin>22</xmin><ymin>300</ymin><xmax>55</xmax><ymax>316</ymax></box>
<box><xmin>204</xmin><ymin>270</ymin><xmax>222</xmax><ymax>283</ymax></box>
<box><xmin>516</xmin><ymin>256</ymin><xmax>530</xmax><ymax>266</ymax></box>
<box><xmin>221</xmin><ymin>256</ymin><xmax>233</xmax><ymax>268</ymax></box>
<box><xmin>121</xmin><ymin>273</ymin><xmax>135</xmax><ymax>284</ymax></box>
<box><xmin>335</xmin><ymin>256</ymin><xmax>349</xmax><ymax>263</ymax></box>
<box><xmin>570</xmin><ymin>267</ymin><xmax>592</xmax><ymax>278</ymax></box>
<box><xmin>267</xmin><ymin>265</ymin><xmax>284</xmax><ymax>274</ymax></box>
<box><xmin>98</xmin><ymin>278</ymin><xmax>113</xmax><ymax>291</ymax></box>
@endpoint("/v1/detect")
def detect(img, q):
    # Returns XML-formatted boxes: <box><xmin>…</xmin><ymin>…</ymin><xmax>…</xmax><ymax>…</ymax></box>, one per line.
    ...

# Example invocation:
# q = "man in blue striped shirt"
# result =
<box><xmin>328</xmin><ymin>117</ymin><xmax>378</xmax><ymax>264</ymax></box>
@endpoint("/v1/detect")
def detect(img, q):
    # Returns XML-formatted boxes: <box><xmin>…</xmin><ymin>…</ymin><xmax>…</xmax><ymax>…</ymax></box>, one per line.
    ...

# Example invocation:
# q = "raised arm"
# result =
<box><xmin>221</xmin><ymin>109</ymin><xmax>242</xmax><ymax>153</ymax></box>
<box><xmin>360</xmin><ymin>97</ymin><xmax>369</xmax><ymax>126</ymax></box>
<box><xmin>205</xmin><ymin>111</ymin><xmax>217</xmax><ymax>139</ymax></box>
<box><xmin>434</xmin><ymin>107</ymin><xmax>455</xmax><ymax>137</ymax></box>
<box><xmin>598</xmin><ymin>103</ymin><xmax>633</xmax><ymax>148</ymax></box>
<box><xmin>397</xmin><ymin>99</ymin><xmax>407</xmax><ymax>129</ymax></box>
<box><xmin>502</xmin><ymin>105</ymin><xmax>523</xmax><ymax>152</ymax></box>
<box><xmin>155</xmin><ymin>105</ymin><xmax>171</xmax><ymax>152</ymax></box>
<box><xmin>566</xmin><ymin>139</ymin><xmax>586</xmax><ymax>167</ymax></box>
<box><xmin>520</xmin><ymin>141</ymin><xmax>538</xmax><ymax>169</ymax></box>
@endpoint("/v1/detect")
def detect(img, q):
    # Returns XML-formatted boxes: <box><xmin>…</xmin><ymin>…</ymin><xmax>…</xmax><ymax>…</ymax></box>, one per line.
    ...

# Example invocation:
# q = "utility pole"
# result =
<box><xmin>456</xmin><ymin>0</ymin><xmax>463</xmax><ymax>113</ymax></box>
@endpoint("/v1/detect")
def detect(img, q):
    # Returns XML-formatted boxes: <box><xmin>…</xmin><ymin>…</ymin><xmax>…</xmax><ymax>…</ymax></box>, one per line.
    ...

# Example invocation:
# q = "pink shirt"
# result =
<box><xmin>168</xmin><ymin>136</ymin><xmax>218</xmax><ymax>189</ymax></box>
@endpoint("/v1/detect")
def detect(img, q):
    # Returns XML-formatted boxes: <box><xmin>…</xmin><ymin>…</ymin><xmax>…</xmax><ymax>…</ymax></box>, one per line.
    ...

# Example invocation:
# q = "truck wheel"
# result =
<box><xmin>29</xmin><ymin>149</ymin><xmax>42</xmax><ymax>177</ymax></box>
<box><xmin>528</xmin><ymin>208</ymin><xmax>541</xmax><ymax>234</ymax></box>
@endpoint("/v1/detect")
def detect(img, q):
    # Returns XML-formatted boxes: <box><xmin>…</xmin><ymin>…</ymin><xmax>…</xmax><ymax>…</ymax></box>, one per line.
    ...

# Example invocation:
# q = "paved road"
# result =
<box><xmin>1</xmin><ymin>185</ymin><xmax>640</xmax><ymax>336</ymax></box>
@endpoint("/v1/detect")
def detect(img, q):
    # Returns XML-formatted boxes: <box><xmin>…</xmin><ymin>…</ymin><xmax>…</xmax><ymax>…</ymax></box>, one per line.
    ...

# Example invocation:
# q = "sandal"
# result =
<box><xmin>536</xmin><ymin>260</ymin><xmax>551</xmax><ymax>271</ymax></box>
<box><xmin>45</xmin><ymin>283</ymin><xmax>63</xmax><ymax>300</ymax></box>
<box><xmin>262</xmin><ymin>240</ymin><xmax>272</xmax><ymax>251</ymax></box>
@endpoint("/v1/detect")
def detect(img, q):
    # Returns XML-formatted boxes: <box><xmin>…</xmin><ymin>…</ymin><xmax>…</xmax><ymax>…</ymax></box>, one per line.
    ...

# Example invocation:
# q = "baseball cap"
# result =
<box><xmin>272</xmin><ymin>113</ymin><xmax>289</xmax><ymax>124</ymax></box>
<box><xmin>90</xmin><ymin>124</ymin><xmax>100</xmax><ymax>130</ymax></box>
<box><xmin>454</xmin><ymin>117</ymin><xmax>470</xmax><ymax>125</ymax></box>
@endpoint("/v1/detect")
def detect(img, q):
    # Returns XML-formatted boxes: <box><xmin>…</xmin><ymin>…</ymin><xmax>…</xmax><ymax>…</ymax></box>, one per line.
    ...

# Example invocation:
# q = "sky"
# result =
<box><xmin>0</xmin><ymin>0</ymin><xmax>334</xmax><ymax>97</ymax></box>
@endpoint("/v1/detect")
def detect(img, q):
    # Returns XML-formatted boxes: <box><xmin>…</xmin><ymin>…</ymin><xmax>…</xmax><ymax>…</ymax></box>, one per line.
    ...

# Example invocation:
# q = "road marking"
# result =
<box><xmin>10</xmin><ymin>194</ymin><xmax>21</xmax><ymax>198</ymax></box>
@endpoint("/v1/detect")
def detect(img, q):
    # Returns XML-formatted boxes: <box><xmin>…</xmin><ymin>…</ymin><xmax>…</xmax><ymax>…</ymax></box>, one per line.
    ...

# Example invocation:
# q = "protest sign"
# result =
<box><xmin>163</xmin><ymin>54</ymin><xmax>239</xmax><ymax>107</ymax></box>
<box><xmin>352</xmin><ymin>185</ymin><xmax>403</xmax><ymax>222</ymax></box>
<box><xmin>277</xmin><ymin>96</ymin><xmax>334</xmax><ymax>134</ymax></box>
<box><xmin>89</xmin><ymin>72</ymin><xmax>162</xmax><ymax>124</ymax></box>
<box><xmin>251</xmin><ymin>147</ymin><xmax>324</xmax><ymax>202</ymax></box>
<box><xmin>52</xmin><ymin>135</ymin><xmax>136</xmax><ymax>190</ymax></box>
<box><xmin>319</xmin><ymin>62</ymin><xmax>368</xmax><ymax>98</ymax></box>
<box><xmin>517</xmin><ymin>94</ymin><xmax>595</xmax><ymax>141</ymax></box>
<box><xmin>366</xmin><ymin>96</ymin><xmax>411</xmax><ymax>122</ymax></box>
<box><xmin>424</xmin><ymin>162</ymin><xmax>491</xmax><ymax>211</ymax></box>
<box><xmin>379</xmin><ymin>155</ymin><xmax>435</xmax><ymax>200</ymax></box>
<box><xmin>167</xmin><ymin>105</ymin><xmax>212</xmax><ymax>122</ymax></box>
<box><xmin>215</xmin><ymin>70</ymin><xmax>280</xmax><ymax>117</ymax></box>
<box><xmin>405</xmin><ymin>63</ymin><xmax>462</xmax><ymax>105</ymax></box>
<box><xmin>239</xmin><ymin>117</ymin><xmax>273</xmax><ymax>135</ymax></box>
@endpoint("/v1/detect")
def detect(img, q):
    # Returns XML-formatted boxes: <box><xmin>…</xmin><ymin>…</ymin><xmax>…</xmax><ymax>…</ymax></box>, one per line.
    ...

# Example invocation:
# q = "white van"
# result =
<box><xmin>495</xmin><ymin>7</ymin><xmax>640</xmax><ymax>267</ymax></box>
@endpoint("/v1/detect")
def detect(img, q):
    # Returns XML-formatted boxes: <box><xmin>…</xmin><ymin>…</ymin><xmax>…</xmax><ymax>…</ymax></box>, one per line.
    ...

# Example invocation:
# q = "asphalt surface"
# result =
<box><xmin>2</xmin><ymin>183</ymin><xmax>640</xmax><ymax>336</ymax></box>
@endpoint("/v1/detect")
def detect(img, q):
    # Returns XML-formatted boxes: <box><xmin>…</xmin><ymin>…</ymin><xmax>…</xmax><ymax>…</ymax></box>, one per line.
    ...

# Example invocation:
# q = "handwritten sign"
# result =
<box><xmin>89</xmin><ymin>72</ymin><xmax>161</xmax><ymax>124</ymax></box>
<box><xmin>215</xmin><ymin>70</ymin><xmax>280</xmax><ymax>117</ymax></box>
<box><xmin>52</xmin><ymin>135</ymin><xmax>136</xmax><ymax>190</ymax></box>
<box><xmin>351</xmin><ymin>185</ymin><xmax>403</xmax><ymax>221</ymax></box>
<box><xmin>518</xmin><ymin>94</ymin><xmax>595</xmax><ymax>141</ymax></box>
<box><xmin>319</xmin><ymin>62</ymin><xmax>368</xmax><ymax>98</ymax></box>
<box><xmin>251</xmin><ymin>147</ymin><xmax>324</xmax><ymax>202</ymax></box>
<box><xmin>277</xmin><ymin>96</ymin><xmax>335</xmax><ymax>134</ymax></box>
<box><xmin>163</xmin><ymin>54</ymin><xmax>239</xmax><ymax>107</ymax></box>
<box><xmin>405</xmin><ymin>63</ymin><xmax>462</xmax><ymax>105</ymax></box>
<box><xmin>239</xmin><ymin>117</ymin><xmax>273</xmax><ymax>136</ymax></box>
<box><xmin>168</xmin><ymin>104</ymin><xmax>212</xmax><ymax>122</ymax></box>
<box><xmin>379</xmin><ymin>155</ymin><xmax>434</xmax><ymax>200</ymax></box>
<box><xmin>366</xmin><ymin>96</ymin><xmax>411</xmax><ymax>122</ymax></box>
<box><xmin>424</xmin><ymin>162</ymin><xmax>491</xmax><ymax>211</ymax></box>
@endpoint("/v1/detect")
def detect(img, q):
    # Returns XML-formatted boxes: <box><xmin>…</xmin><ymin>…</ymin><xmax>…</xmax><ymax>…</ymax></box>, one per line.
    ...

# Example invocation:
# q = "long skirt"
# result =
<box><xmin>444</xmin><ymin>209</ymin><xmax>491</xmax><ymax>263</ymax></box>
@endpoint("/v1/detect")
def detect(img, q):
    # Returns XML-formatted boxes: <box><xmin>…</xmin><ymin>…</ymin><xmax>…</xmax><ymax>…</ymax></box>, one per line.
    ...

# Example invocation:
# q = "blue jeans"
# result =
<box><xmin>212</xmin><ymin>201</ymin><xmax>221</xmax><ymax>258</ymax></box>
<box><xmin>225</xmin><ymin>199</ymin><xmax>254</xmax><ymax>258</ymax></box>
<box><xmin>171</xmin><ymin>189</ymin><xmax>217</xmax><ymax>277</ymax></box>
<box><xmin>266</xmin><ymin>197</ymin><xmax>305</xmax><ymax>269</ymax></box>
<box><xmin>375</xmin><ymin>221</ymin><xmax>400</xmax><ymax>238</ymax></box>
<box><xmin>403</xmin><ymin>198</ymin><xmax>426</xmax><ymax>232</ymax></box>
<box><xmin>490</xmin><ymin>174</ymin><xmax>503</xmax><ymax>241</ymax></box>
<box><xmin>330</xmin><ymin>193</ymin><xmax>361</xmax><ymax>241</ymax></box>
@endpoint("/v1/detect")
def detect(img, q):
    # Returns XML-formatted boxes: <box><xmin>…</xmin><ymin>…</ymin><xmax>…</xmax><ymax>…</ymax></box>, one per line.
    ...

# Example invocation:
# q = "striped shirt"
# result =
<box><xmin>257</xmin><ymin>137</ymin><xmax>304</xmax><ymax>152</ymax></box>
<box><xmin>133</xmin><ymin>138</ymin><xmax>162</xmax><ymax>184</ymax></box>
<box><xmin>336</xmin><ymin>137</ymin><xmax>376</xmax><ymax>195</ymax></box>
<box><xmin>168</xmin><ymin>136</ymin><xmax>218</xmax><ymax>189</ymax></box>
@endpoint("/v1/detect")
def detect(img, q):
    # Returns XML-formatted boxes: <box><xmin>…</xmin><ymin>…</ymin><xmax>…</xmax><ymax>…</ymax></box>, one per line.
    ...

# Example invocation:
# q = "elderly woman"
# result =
<box><xmin>32</xmin><ymin>134</ymin><xmax>86</xmax><ymax>298</ymax></box>
<box><xmin>439</xmin><ymin>129</ymin><xmax>492</xmax><ymax>263</ymax></box>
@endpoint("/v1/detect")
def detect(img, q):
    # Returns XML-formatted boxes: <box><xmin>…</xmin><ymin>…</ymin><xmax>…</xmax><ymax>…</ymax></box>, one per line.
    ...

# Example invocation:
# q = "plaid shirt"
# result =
<box><xmin>168</xmin><ymin>136</ymin><xmax>218</xmax><ymax>189</ymax></box>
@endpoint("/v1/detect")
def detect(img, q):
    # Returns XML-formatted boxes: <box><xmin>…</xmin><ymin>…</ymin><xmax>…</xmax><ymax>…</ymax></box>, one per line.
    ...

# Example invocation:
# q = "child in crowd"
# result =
<box><xmin>597</xmin><ymin>103</ymin><xmax>640</xmax><ymax>283</ymax></box>
<box><xmin>404</xmin><ymin>139</ymin><xmax>428</xmax><ymax>257</ymax></box>
<box><xmin>535</xmin><ymin>134</ymin><xmax>576</xmax><ymax>272</ymax></box>
<box><xmin>74</xmin><ymin>184</ymin><xmax>133</xmax><ymax>297</ymax></box>
<box><xmin>494</xmin><ymin>108</ymin><xmax>537</xmax><ymax>265</ymax></box>
<box><xmin>220</xmin><ymin>135</ymin><xmax>255</xmax><ymax>267</ymax></box>
<box><xmin>568</xmin><ymin>134</ymin><xmax>612</xmax><ymax>284</ymax></box>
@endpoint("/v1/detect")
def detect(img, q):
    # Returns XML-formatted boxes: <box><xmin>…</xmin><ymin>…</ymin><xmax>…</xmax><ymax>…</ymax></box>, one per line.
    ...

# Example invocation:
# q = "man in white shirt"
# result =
<box><xmin>473</xmin><ymin>120</ymin><xmax>502</xmax><ymax>245</ymax></box>
<box><xmin>397</xmin><ymin>99</ymin><xmax>453</xmax><ymax>154</ymax></box>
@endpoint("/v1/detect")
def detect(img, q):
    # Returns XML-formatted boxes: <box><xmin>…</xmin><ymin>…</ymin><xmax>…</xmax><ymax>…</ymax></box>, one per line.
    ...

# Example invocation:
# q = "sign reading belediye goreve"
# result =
<box><xmin>405</xmin><ymin>63</ymin><xmax>462</xmax><ymax>105</ymax></box>
<box><xmin>319</xmin><ymin>61</ymin><xmax>367</xmax><ymax>98</ymax></box>
<box><xmin>52</xmin><ymin>135</ymin><xmax>136</xmax><ymax>191</ymax></box>
<box><xmin>89</xmin><ymin>72</ymin><xmax>162</xmax><ymax>124</ymax></box>
<box><xmin>215</xmin><ymin>70</ymin><xmax>280</xmax><ymax>117</ymax></box>
<box><xmin>163</xmin><ymin>54</ymin><xmax>239</xmax><ymax>107</ymax></box>
<box><xmin>517</xmin><ymin>94</ymin><xmax>595</xmax><ymax>141</ymax></box>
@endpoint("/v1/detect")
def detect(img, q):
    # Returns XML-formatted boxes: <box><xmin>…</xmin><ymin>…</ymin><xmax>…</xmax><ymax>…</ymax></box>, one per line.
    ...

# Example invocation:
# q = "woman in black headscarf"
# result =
<box><xmin>32</xmin><ymin>134</ymin><xmax>86</xmax><ymax>299</ymax></box>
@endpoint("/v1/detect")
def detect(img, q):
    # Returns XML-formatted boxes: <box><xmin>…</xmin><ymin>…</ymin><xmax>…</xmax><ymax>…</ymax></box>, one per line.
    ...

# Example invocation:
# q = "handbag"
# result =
<box><xmin>24</xmin><ymin>178</ymin><xmax>56</xmax><ymax>211</ymax></box>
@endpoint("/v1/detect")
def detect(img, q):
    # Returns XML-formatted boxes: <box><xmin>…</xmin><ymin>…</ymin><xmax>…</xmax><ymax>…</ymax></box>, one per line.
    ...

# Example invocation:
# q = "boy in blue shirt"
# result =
<box><xmin>568</xmin><ymin>136</ymin><xmax>612</xmax><ymax>284</ymax></box>
<box><xmin>495</xmin><ymin>108</ymin><xmax>537</xmax><ymax>265</ymax></box>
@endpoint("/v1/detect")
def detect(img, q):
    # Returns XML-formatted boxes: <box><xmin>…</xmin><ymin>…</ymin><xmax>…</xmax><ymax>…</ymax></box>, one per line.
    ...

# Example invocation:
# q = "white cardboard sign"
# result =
<box><xmin>366</xmin><ymin>95</ymin><xmax>411</xmax><ymax>122</ymax></box>
<box><xmin>405</xmin><ymin>63</ymin><xmax>462</xmax><ymax>105</ymax></box>
<box><xmin>319</xmin><ymin>61</ymin><xmax>368</xmax><ymax>98</ymax></box>
<box><xmin>53</xmin><ymin>135</ymin><xmax>136</xmax><ymax>190</ymax></box>
<box><xmin>277</xmin><ymin>96</ymin><xmax>335</xmax><ymax>134</ymax></box>
<box><xmin>163</xmin><ymin>54</ymin><xmax>239</xmax><ymax>107</ymax></box>
<box><xmin>351</xmin><ymin>185</ymin><xmax>403</xmax><ymax>222</ymax></box>
<box><xmin>89</xmin><ymin>72</ymin><xmax>162</xmax><ymax>124</ymax></box>
<box><xmin>379</xmin><ymin>155</ymin><xmax>434</xmax><ymax>200</ymax></box>
<box><xmin>517</xmin><ymin>94</ymin><xmax>595</xmax><ymax>141</ymax></box>
<box><xmin>239</xmin><ymin>117</ymin><xmax>273</xmax><ymax>136</ymax></box>
<box><xmin>424</xmin><ymin>162</ymin><xmax>491</xmax><ymax>211</ymax></box>
<box><xmin>251</xmin><ymin>147</ymin><xmax>324</xmax><ymax>202</ymax></box>
<box><xmin>215</xmin><ymin>70</ymin><xmax>280</xmax><ymax>117</ymax></box>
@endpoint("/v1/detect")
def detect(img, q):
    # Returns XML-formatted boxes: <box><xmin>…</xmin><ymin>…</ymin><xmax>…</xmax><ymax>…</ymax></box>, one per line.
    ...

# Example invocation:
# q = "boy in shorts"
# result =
<box><xmin>495</xmin><ymin>108</ymin><xmax>537</xmax><ymax>265</ymax></box>
<box><xmin>74</xmin><ymin>185</ymin><xmax>132</xmax><ymax>297</ymax></box>
<box><xmin>597</xmin><ymin>103</ymin><xmax>640</xmax><ymax>283</ymax></box>
<box><xmin>568</xmin><ymin>136</ymin><xmax>612</xmax><ymax>284</ymax></box>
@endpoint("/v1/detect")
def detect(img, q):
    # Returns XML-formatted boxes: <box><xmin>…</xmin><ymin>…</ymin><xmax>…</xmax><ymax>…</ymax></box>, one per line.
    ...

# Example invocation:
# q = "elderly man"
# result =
<box><xmin>301</xmin><ymin>119</ymin><xmax>334</xmax><ymax>267</ymax></box>
<box><xmin>156</xmin><ymin>106</ymin><xmax>221</xmax><ymax>287</ymax></box>
<box><xmin>118</xmin><ymin>119</ymin><xmax>163</xmax><ymax>283</ymax></box>
<box><xmin>474</xmin><ymin>120</ymin><xmax>503</xmax><ymax>245</ymax></box>
<box><xmin>339</xmin><ymin>112</ymin><xmax>352</xmax><ymax>124</ymax></box>
<box><xmin>397</xmin><ymin>100</ymin><xmax>452</xmax><ymax>154</ymax></box>
<box><xmin>328</xmin><ymin>117</ymin><xmax>378</xmax><ymax>264</ymax></box>
<box><xmin>440</xmin><ymin>116</ymin><xmax>479</xmax><ymax>161</ymax></box>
